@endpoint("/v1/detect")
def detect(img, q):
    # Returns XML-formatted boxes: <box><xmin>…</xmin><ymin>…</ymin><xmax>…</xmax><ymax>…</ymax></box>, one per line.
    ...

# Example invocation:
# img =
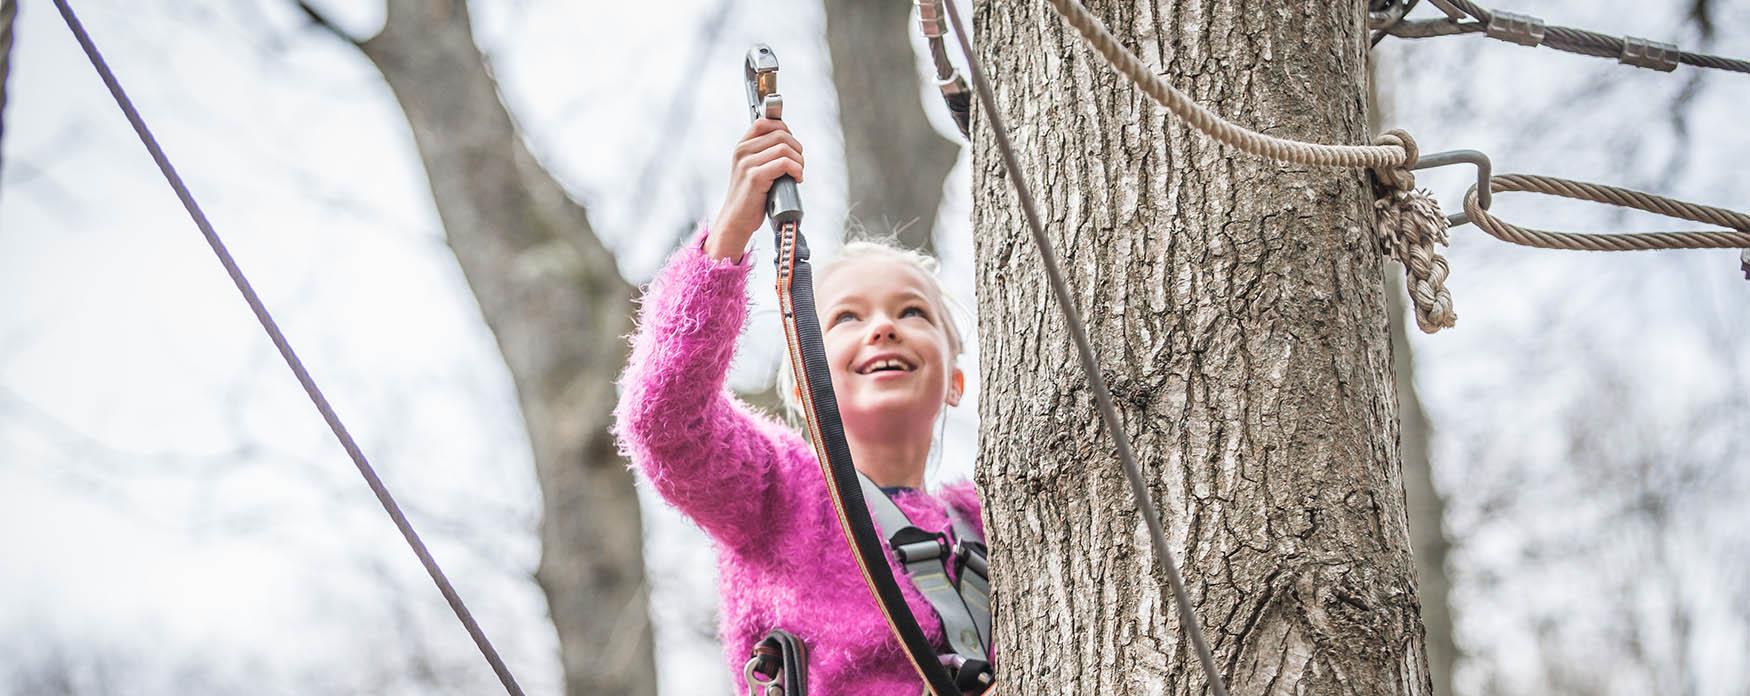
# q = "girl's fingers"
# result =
<box><xmin>731</xmin><ymin>143</ymin><xmax>804</xmax><ymax>184</ymax></box>
<box><xmin>742</xmin><ymin>142</ymin><xmax>804</xmax><ymax>171</ymax></box>
<box><xmin>751</xmin><ymin>157</ymin><xmax>805</xmax><ymax>186</ymax></box>
<box><xmin>745</xmin><ymin>117</ymin><xmax>791</xmax><ymax>139</ymax></box>
<box><xmin>733</xmin><ymin>123</ymin><xmax>803</xmax><ymax>160</ymax></box>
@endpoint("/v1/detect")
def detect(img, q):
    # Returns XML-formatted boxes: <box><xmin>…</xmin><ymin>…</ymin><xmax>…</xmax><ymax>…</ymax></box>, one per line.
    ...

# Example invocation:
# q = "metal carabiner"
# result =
<box><xmin>744</xmin><ymin>44</ymin><xmax>782</xmax><ymax>122</ymax></box>
<box><xmin>1409</xmin><ymin>148</ymin><xmax>1492</xmax><ymax>228</ymax></box>
<box><xmin>743</xmin><ymin>44</ymin><xmax>803</xmax><ymax>226</ymax></box>
<box><xmin>744</xmin><ymin>655</ymin><xmax>782</xmax><ymax>696</ymax></box>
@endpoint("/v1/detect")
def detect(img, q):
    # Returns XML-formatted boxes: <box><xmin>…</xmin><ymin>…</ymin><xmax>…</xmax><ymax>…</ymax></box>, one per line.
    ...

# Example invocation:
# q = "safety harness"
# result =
<box><xmin>858</xmin><ymin>474</ymin><xmax>994</xmax><ymax>685</ymax></box>
<box><xmin>743</xmin><ymin>44</ymin><xmax>992</xmax><ymax>696</ymax></box>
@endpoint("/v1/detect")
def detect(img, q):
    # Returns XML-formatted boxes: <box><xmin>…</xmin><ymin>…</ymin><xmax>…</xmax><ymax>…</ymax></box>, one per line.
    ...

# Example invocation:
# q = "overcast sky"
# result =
<box><xmin>1</xmin><ymin>1</ymin><xmax>1746</xmax><ymax>694</ymax></box>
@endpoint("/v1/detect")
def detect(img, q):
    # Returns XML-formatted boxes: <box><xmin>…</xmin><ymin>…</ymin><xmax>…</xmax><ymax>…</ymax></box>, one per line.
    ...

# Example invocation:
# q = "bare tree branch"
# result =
<box><xmin>293</xmin><ymin>0</ymin><xmax>370</xmax><ymax>47</ymax></box>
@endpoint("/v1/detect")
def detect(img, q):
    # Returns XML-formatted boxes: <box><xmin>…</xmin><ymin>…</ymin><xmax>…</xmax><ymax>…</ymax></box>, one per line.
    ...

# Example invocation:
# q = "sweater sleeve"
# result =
<box><xmin>612</xmin><ymin>227</ymin><xmax>804</xmax><ymax>551</ymax></box>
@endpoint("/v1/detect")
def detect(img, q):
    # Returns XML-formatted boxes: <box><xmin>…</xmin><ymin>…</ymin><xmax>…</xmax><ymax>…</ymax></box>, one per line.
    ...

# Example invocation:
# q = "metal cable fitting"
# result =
<box><xmin>915</xmin><ymin>0</ymin><xmax>948</xmax><ymax>39</ymax></box>
<box><xmin>1621</xmin><ymin>37</ymin><xmax>1681</xmax><ymax>72</ymax></box>
<box><xmin>938</xmin><ymin>72</ymin><xmax>969</xmax><ymax>98</ymax></box>
<box><xmin>1486</xmin><ymin>11</ymin><xmax>1545</xmax><ymax>47</ymax></box>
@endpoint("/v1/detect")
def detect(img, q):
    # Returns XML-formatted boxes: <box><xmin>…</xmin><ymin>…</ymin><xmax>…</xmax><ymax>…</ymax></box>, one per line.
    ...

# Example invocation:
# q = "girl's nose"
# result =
<box><xmin>865</xmin><ymin>317</ymin><xmax>899</xmax><ymax>343</ymax></box>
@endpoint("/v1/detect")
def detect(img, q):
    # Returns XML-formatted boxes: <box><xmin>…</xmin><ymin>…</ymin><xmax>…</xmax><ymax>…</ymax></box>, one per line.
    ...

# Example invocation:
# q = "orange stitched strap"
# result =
<box><xmin>771</xmin><ymin>222</ymin><xmax>961</xmax><ymax>695</ymax></box>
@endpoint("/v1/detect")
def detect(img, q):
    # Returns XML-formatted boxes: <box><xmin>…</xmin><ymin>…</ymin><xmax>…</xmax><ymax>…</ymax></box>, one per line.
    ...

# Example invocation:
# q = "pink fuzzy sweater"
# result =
<box><xmin>613</xmin><ymin>232</ymin><xmax>984</xmax><ymax>695</ymax></box>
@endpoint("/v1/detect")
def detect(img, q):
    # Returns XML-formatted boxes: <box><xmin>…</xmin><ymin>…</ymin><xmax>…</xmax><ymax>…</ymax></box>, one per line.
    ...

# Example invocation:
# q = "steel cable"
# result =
<box><xmin>1463</xmin><ymin>174</ymin><xmax>1750</xmax><ymax>251</ymax></box>
<box><xmin>941</xmin><ymin>1</ymin><xmax>1232</xmax><ymax>694</ymax></box>
<box><xmin>1</xmin><ymin>0</ymin><xmax>16</xmax><ymax>188</ymax></box>
<box><xmin>49</xmin><ymin>2</ymin><xmax>526</xmax><ymax>693</ymax></box>
<box><xmin>1382</xmin><ymin>0</ymin><xmax>1750</xmax><ymax>75</ymax></box>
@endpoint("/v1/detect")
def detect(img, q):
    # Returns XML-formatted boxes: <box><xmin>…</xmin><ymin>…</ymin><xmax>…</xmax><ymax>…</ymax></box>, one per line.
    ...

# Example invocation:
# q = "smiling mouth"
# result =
<box><xmin>856</xmin><ymin>357</ymin><xmax>916</xmax><ymax>375</ymax></box>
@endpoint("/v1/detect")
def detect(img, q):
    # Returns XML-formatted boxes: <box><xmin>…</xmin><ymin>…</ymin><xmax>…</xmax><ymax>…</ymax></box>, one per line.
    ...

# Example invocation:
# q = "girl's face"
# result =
<box><xmin>817</xmin><ymin>258</ymin><xmax>962</xmax><ymax>437</ymax></box>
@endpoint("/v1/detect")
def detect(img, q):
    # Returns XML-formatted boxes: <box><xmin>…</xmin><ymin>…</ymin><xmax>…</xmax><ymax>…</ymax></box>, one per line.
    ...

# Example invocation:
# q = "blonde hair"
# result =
<box><xmin>776</xmin><ymin>238</ymin><xmax>965</xmax><ymax>419</ymax></box>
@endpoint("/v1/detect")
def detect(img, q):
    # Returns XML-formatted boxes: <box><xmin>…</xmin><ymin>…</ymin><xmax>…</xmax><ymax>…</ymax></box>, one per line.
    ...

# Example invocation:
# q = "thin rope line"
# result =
<box><xmin>940</xmin><ymin>2</ymin><xmax>1231</xmax><ymax>694</ymax></box>
<box><xmin>49</xmin><ymin>3</ymin><xmax>526</xmax><ymax>693</ymax></box>
<box><xmin>1463</xmin><ymin>174</ymin><xmax>1750</xmax><ymax>251</ymax></box>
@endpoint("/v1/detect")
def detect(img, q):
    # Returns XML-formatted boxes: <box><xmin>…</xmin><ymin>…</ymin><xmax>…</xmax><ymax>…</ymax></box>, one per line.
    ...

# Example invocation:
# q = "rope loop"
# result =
<box><xmin>1371</xmin><ymin>129</ymin><xmax>1420</xmax><ymax>191</ymax></box>
<box><xmin>1462</xmin><ymin>174</ymin><xmax>1750</xmax><ymax>251</ymax></box>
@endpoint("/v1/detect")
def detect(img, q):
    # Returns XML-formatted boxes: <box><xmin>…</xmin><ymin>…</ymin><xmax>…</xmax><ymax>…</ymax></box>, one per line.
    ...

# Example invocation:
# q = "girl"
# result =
<box><xmin>613</xmin><ymin>117</ymin><xmax>984</xmax><ymax>694</ymax></box>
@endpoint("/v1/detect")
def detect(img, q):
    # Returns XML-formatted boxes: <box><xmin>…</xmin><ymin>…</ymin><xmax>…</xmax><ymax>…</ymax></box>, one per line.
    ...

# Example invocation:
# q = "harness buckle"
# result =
<box><xmin>940</xmin><ymin>654</ymin><xmax>996</xmax><ymax>694</ymax></box>
<box><xmin>953</xmin><ymin>540</ymin><xmax>989</xmax><ymax>580</ymax></box>
<box><xmin>894</xmin><ymin>533</ymin><xmax>949</xmax><ymax>563</ymax></box>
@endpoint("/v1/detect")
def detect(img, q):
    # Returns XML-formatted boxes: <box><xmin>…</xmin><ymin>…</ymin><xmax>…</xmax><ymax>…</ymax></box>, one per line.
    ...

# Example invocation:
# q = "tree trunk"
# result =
<box><xmin>1389</xmin><ymin>272</ymin><xmax>1457</xmax><ymax>696</ymax></box>
<box><xmin>353</xmin><ymin>2</ymin><xmax>656</xmax><ymax>694</ymax></box>
<box><xmin>972</xmin><ymin>2</ymin><xmax>1433</xmax><ymax>693</ymax></box>
<box><xmin>823</xmin><ymin>0</ymin><xmax>960</xmax><ymax>252</ymax></box>
<box><xmin>1370</xmin><ymin>53</ymin><xmax>1459</xmax><ymax>696</ymax></box>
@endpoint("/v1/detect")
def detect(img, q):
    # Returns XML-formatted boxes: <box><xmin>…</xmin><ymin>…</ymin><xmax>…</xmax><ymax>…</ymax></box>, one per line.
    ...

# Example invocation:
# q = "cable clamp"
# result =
<box><xmin>1620</xmin><ymin>37</ymin><xmax>1681</xmax><ymax>72</ymax></box>
<box><xmin>915</xmin><ymin>0</ymin><xmax>949</xmax><ymax>38</ymax></box>
<box><xmin>1740</xmin><ymin>249</ymin><xmax>1749</xmax><ymax>281</ymax></box>
<box><xmin>1485</xmin><ymin>11</ymin><xmax>1546</xmax><ymax>47</ymax></box>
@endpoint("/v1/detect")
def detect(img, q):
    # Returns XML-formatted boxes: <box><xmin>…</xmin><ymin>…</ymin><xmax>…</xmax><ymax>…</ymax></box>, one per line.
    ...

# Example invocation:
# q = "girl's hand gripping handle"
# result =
<box><xmin>744</xmin><ymin>44</ymin><xmax>803</xmax><ymax>225</ymax></box>
<box><xmin>706</xmin><ymin>44</ymin><xmax>807</xmax><ymax>262</ymax></box>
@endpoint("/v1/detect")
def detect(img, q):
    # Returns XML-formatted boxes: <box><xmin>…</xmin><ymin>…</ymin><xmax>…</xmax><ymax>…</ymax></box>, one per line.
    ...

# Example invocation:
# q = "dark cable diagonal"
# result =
<box><xmin>938</xmin><ymin>2</ymin><xmax>1232</xmax><ymax>694</ymax></box>
<box><xmin>49</xmin><ymin>2</ymin><xmax>525</xmax><ymax>693</ymax></box>
<box><xmin>1</xmin><ymin>0</ymin><xmax>16</xmax><ymax>190</ymax></box>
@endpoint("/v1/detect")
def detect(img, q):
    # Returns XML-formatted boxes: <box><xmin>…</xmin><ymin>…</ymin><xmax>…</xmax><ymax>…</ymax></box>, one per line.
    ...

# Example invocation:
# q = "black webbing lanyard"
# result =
<box><xmin>747</xmin><ymin>44</ymin><xmax>976</xmax><ymax>696</ymax></box>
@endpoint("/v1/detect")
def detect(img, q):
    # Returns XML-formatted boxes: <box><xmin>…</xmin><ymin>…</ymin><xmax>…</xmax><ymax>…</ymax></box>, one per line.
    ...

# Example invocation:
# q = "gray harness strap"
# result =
<box><xmin>856</xmin><ymin>474</ymin><xmax>992</xmax><ymax>663</ymax></box>
<box><xmin>942</xmin><ymin>504</ymin><xmax>990</xmax><ymax>652</ymax></box>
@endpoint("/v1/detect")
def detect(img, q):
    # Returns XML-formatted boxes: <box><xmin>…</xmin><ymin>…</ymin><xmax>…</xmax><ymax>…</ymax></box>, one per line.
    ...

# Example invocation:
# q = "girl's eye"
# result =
<box><xmin>830</xmin><ymin>310</ymin><xmax>860</xmax><ymax>327</ymax></box>
<box><xmin>901</xmin><ymin>306</ymin><xmax>929</xmax><ymax>320</ymax></box>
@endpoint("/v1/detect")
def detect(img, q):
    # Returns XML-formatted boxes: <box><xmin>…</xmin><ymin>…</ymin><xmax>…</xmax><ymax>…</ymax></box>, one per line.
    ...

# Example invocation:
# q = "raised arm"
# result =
<box><xmin>612</xmin><ymin>228</ymin><xmax>806</xmax><ymax>551</ymax></box>
<box><xmin>616</xmin><ymin>117</ymin><xmax>811</xmax><ymax>550</ymax></box>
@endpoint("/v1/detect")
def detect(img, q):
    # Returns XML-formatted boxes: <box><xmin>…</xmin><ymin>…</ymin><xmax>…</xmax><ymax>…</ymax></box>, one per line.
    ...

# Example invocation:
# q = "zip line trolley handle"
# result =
<box><xmin>744</xmin><ymin>44</ymin><xmax>804</xmax><ymax>227</ymax></box>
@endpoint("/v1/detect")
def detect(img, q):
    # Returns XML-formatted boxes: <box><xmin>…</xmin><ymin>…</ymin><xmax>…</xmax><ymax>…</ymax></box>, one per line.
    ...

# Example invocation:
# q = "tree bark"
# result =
<box><xmin>823</xmin><ymin>0</ymin><xmax>960</xmax><ymax>252</ymax></box>
<box><xmin>350</xmin><ymin>2</ymin><xmax>656</xmax><ymax>694</ymax></box>
<box><xmin>972</xmin><ymin>1</ymin><xmax>1433</xmax><ymax>693</ymax></box>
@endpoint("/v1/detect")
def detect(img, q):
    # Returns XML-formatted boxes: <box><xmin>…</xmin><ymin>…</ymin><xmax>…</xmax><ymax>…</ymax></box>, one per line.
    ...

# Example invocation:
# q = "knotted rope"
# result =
<box><xmin>1372</xmin><ymin>130</ymin><xmax>1458</xmax><ymax>332</ymax></box>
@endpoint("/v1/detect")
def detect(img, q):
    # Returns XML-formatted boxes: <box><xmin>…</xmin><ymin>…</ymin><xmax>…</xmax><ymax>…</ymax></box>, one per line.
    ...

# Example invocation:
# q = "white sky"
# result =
<box><xmin>1</xmin><ymin>0</ymin><xmax>1746</xmax><ymax>694</ymax></box>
